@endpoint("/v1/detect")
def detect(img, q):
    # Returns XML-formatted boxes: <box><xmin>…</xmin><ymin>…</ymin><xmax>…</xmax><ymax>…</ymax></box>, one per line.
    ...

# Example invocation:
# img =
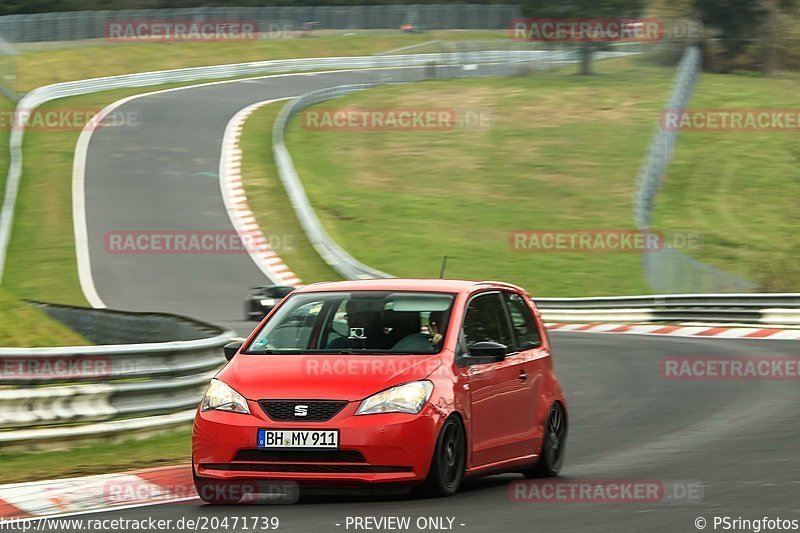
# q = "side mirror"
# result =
<box><xmin>223</xmin><ymin>341</ymin><xmax>243</xmax><ymax>361</ymax></box>
<box><xmin>467</xmin><ymin>341</ymin><xmax>508</xmax><ymax>364</ymax></box>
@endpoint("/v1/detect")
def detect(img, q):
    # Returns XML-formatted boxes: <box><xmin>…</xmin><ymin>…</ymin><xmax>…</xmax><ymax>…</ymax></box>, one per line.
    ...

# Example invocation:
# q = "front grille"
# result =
<box><xmin>259</xmin><ymin>400</ymin><xmax>348</xmax><ymax>422</ymax></box>
<box><xmin>204</xmin><ymin>463</ymin><xmax>411</xmax><ymax>474</ymax></box>
<box><xmin>234</xmin><ymin>449</ymin><xmax>366</xmax><ymax>463</ymax></box>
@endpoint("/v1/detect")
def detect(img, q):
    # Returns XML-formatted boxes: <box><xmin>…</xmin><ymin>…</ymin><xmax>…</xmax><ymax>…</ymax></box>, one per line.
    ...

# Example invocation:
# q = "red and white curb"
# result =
<box><xmin>220</xmin><ymin>99</ymin><xmax>302</xmax><ymax>288</ymax></box>
<box><xmin>546</xmin><ymin>323</ymin><xmax>800</xmax><ymax>340</ymax></box>
<box><xmin>0</xmin><ymin>465</ymin><xmax>193</xmax><ymax>520</ymax></box>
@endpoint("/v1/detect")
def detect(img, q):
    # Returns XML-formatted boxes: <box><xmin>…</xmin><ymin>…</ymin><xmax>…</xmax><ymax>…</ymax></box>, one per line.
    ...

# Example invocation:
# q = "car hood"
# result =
<box><xmin>218</xmin><ymin>353</ymin><xmax>443</xmax><ymax>402</ymax></box>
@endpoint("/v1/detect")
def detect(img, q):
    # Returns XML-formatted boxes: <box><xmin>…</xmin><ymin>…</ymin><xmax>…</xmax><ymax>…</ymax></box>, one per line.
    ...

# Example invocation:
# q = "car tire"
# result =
<box><xmin>420</xmin><ymin>416</ymin><xmax>466</xmax><ymax>497</ymax></box>
<box><xmin>523</xmin><ymin>402</ymin><xmax>567</xmax><ymax>478</ymax></box>
<box><xmin>193</xmin><ymin>464</ymin><xmax>244</xmax><ymax>505</ymax></box>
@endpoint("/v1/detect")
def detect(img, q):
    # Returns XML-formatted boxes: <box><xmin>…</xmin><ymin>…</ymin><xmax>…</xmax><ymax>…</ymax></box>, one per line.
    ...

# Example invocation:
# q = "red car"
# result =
<box><xmin>192</xmin><ymin>279</ymin><xmax>567</xmax><ymax>502</ymax></box>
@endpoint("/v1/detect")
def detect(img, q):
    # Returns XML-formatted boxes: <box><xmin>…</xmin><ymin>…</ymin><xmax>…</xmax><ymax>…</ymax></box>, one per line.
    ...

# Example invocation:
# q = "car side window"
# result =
<box><xmin>462</xmin><ymin>293</ymin><xmax>513</xmax><ymax>350</ymax></box>
<box><xmin>503</xmin><ymin>292</ymin><xmax>542</xmax><ymax>349</ymax></box>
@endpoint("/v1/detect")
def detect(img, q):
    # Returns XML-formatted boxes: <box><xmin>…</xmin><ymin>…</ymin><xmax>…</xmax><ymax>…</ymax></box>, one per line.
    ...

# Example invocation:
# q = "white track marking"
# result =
<box><xmin>73</xmin><ymin>94</ymin><xmax>148</xmax><ymax>308</ymax></box>
<box><xmin>547</xmin><ymin>323</ymin><xmax>800</xmax><ymax>340</ymax></box>
<box><xmin>71</xmin><ymin>68</ymin><xmax>377</xmax><ymax>307</ymax></box>
<box><xmin>218</xmin><ymin>99</ymin><xmax>302</xmax><ymax>287</ymax></box>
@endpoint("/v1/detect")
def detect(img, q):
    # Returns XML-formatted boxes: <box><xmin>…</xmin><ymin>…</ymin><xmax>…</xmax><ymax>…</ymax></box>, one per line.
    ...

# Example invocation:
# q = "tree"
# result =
<box><xmin>761</xmin><ymin>0</ymin><xmax>799</xmax><ymax>76</ymax></box>
<box><xmin>644</xmin><ymin>0</ymin><xmax>700</xmax><ymax>65</ymax></box>
<box><xmin>693</xmin><ymin>0</ymin><xmax>766</xmax><ymax>71</ymax></box>
<box><xmin>522</xmin><ymin>0</ymin><xmax>645</xmax><ymax>75</ymax></box>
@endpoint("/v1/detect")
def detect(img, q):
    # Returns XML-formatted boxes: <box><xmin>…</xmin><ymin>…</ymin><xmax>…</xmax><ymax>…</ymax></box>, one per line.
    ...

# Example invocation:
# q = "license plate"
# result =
<box><xmin>257</xmin><ymin>429</ymin><xmax>339</xmax><ymax>449</ymax></box>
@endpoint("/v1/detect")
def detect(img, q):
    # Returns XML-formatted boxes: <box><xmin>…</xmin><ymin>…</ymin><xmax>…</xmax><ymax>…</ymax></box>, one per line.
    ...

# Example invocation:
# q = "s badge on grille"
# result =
<box><xmin>294</xmin><ymin>404</ymin><xmax>309</xmax><ymax>417</ymax></box>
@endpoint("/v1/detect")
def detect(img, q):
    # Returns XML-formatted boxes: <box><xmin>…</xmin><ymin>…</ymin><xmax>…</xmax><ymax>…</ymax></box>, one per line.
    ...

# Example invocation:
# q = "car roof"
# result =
<box><xmin>292</xmin><ymin>278</ymin><xmax>525</xmax><ymax>295</ymax></box>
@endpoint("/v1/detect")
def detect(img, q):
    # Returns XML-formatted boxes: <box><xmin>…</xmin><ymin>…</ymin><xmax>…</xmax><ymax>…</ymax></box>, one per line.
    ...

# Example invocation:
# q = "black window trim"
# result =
<box><xmin>500</xmin><ymin>290</ymin><xmax>543</xmax><ymax>351</ymax></box>
<box><xmin>456</xmin><ymin>290</ymin><xmax>516</xmax><ymax>365</ymax></box>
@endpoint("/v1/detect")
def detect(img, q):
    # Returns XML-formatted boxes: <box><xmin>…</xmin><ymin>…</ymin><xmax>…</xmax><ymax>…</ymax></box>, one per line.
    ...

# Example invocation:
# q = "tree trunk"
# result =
<box><xmin>763</xmin><ymin>0</ymin><xmax>779</xmax><ymax>77</ymax></box>
<box><xmin>580</xmin><ymin>43</ymin><xmax>593</xmax><ymax>75</ymax></box>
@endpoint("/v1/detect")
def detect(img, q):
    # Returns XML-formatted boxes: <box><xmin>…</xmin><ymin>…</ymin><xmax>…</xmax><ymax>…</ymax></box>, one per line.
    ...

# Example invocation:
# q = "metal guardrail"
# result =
<box><xmin>0</xmin><ymin>302</ymin><xmax>233</xmax><ymax>447</ymax></box>
<box><xmin>537</xmin><ymin>293</ymin><xmax>800</xmax><ymax>309</ymax></box>
<box><xmin>0</xmin><ymin>5</ymin><xmax>522</xmax><ymax>43</ymax></box>
<box><xmin>272</xmin><ymin>48</ymin><xmax>640</xmax><ymax>280</ymax></box>
<box><xmin>0</xmin><ymin>47</ymin><xmax>566</xmax><ymax>286</ymax></box>
<box><xmin>274</xmin><ymin>84</ymin><xmax>394</xmax><ymax>280</ymax></box>
<box><xmin>0</xmin><ymin>48</ymin><xmax>556</xmax><ymax>446</ymax></box>
<box><xmin>0</xmin><ymin>36</ymin><xmax>18</xmax><ymax>101</ymax></box>
<box><xmin>537</xmin><ymin>293</ymin><xmax>800</xmax><ymax>325</ymax></box>
<box><xmin>2</xmin><ymin>292</ymin><xmax>796</xmax><ymax>447</ymax></box>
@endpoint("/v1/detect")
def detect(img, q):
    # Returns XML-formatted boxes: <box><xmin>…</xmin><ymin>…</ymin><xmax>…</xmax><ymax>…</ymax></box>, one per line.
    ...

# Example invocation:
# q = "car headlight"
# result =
<box><xmin>259</xmin><ymin>298</ymin><xmax>277</xmax><ymax>307</ymax></box>
<box><xmin>201</xmin><ymin>379</ymin><xmax>250</xmax><ymax>414</ymax></box>
<box><xmin>355</xmin><ymin>381</ymin><xmax>434</xmax><ymax>416</ymax></box>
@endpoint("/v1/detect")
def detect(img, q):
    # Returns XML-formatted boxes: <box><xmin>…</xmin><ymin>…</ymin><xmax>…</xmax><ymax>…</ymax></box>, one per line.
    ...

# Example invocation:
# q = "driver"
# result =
<box><xmin>326</xmin><ymin>300</ymin><xmax>382</xmax><ymax>349</ymax></box>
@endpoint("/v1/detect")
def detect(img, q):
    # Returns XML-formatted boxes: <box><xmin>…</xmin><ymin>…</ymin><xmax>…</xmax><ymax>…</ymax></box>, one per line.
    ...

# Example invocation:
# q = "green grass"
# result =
<box><xmin>0</xmin><ymin>31</ymin><xmax>504</xmax><ymax>306</ymax></box>
<box><xmin>3</xmin><ymin>80</ymin><xmax>273</xmax><ymax>305</ymax></box>
<box><xmin>0</xmin><ymin>288</ymin><xmax>87</xmax><ymax>347</ymax></box>
<box><xmin>0</xmin><ymin>429</ymin><xmax>190</xmax><ymax>484</ymax></box>
<box><xmin>13</xmin><ymin>31</ymin><xmax>503</xmax><ymax>92</ymax></box>
<box><xmin>0</xmin><ymin>31</ymin><xmax>487</xmax><ymax>480</ymax></box>
<box><xmin>653</xmin><ymin>72</ymin><xmax>800</xmax><ymax>291</ymax></box>
<box><xmin>275</xmin><ymin>58</ymin><xmax>800</xmax><ymax>295</ymax></box>
<box><xmin>239</xmin><ymin>103</ymin><xmax>342</xmax><ymax>284</ymax></box>
<box><xmin>283</xmin><ymin>57</ymin><xmax>672</xmax><ymax>296</ymax></box>
<box><xmin>3</xmin><ymin>88</ymin><xmax>167</xmax><ymax>304</ymax></box>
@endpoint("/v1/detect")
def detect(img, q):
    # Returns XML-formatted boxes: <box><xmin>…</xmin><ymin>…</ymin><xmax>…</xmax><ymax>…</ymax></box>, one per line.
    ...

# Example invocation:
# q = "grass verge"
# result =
<box><xmin>280</xmin><ymin>58</ymin><xmax>800</xmax><ymax>295</ymax></box>
<box><xmin>285</xmin><ymin>57</ymin><xmax>669</xmax><ymax>296</ymax></box>
<box><xmin>0</xmin><ymin>288</ymin><xmax>87</xmax><ymax>347</ymax></box>
<box><xmin>3</xmin><ymin>78</ymin><xmax>286</xmax><ymax>305</ymax></box>
<box><xmin>0</xmin><ymin>31</ymin><xmax>502</xmax><ymax>309</ymax></box>
<box><xmin>653</xmin><ymin>72</ymin><xmax>800</xmax><ymax>291</ymax></box>
<box><xmin>0</xmin><ymin>429</ymin><xmax>190</xmax><ymax>484</ymax></box>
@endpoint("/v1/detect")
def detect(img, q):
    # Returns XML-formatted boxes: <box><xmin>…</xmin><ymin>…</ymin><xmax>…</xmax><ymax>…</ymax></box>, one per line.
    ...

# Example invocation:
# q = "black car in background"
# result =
<box><xmin>244</xmin><ymin>285</ymin><xmax>296</xmax><ymax>321</ymax></box>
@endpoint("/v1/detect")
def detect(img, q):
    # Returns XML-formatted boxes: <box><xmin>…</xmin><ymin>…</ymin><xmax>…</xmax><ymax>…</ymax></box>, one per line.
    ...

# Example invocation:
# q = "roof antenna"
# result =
<box><xmin>438</xmin><ymin>256</ymin><xmax>448</xmax><ymax>279</ymax></box>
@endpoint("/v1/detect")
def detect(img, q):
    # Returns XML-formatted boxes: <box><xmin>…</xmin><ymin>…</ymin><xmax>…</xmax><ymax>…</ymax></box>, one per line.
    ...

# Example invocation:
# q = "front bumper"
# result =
<box><xmin>193</xmin><ymin>400</ymin><xmax>443</xmax><ymax>485</ymax></box>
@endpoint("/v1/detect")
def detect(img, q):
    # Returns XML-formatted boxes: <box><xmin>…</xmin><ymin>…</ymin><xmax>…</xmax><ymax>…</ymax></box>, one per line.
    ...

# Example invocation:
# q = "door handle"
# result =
<box><xmin>519</xmin><ymin>371</ymin><xmax>528</xmax><ymax>382</ymax></box>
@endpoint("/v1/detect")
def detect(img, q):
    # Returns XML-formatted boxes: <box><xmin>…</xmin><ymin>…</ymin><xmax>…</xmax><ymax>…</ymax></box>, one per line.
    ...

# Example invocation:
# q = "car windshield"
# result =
<box><xmin>245</xmin><ymin>291</ymin><xmax>455</xmax><ymax>355</ymax></box>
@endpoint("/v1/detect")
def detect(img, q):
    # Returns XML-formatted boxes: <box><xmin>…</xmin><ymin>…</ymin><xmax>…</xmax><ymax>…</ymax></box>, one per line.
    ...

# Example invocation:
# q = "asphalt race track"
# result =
<box><xmin>70</xmin><ymin>69</ymin><xmax>800</xmax><ymax>532</ymax></box>
<box><xmin>82</xmin><ymin>67</ymin><xmax>413</xmax><ymax>334</ymax></box>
